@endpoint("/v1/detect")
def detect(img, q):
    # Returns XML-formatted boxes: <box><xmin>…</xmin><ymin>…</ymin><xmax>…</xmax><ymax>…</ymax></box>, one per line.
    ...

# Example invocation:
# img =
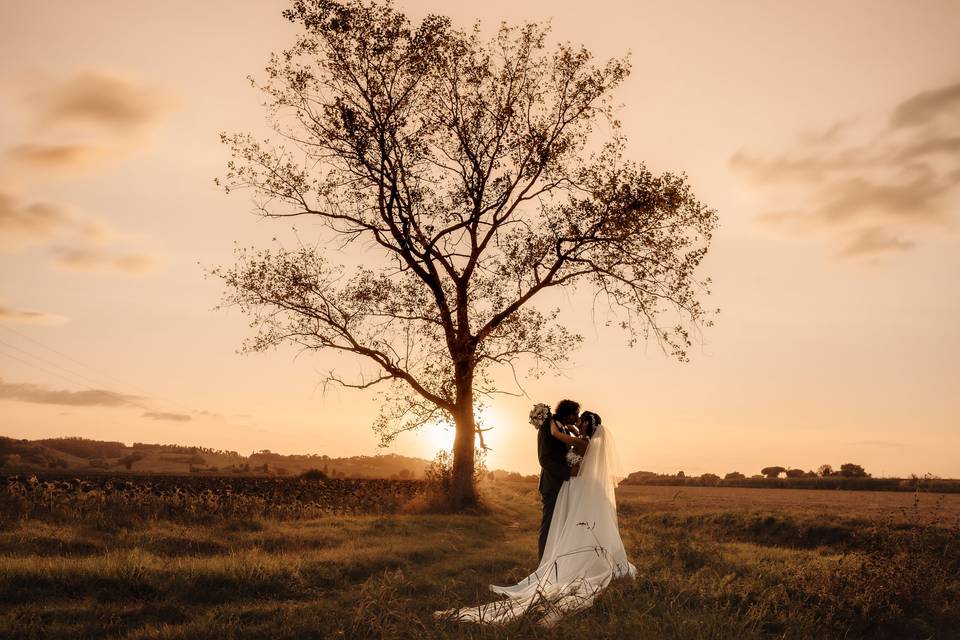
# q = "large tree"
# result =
<box><xmin>210</xmin><ymin>0</ymin><xmax>719</xmax><ymax>507</ymax></box>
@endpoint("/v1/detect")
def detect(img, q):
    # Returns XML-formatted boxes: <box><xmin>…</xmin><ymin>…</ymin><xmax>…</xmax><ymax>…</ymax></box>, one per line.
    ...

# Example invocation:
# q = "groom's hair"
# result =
<box><xmin>554</xmin><ymin>399</ymin><xmax>580</xmax><ymax>421</ymax></box>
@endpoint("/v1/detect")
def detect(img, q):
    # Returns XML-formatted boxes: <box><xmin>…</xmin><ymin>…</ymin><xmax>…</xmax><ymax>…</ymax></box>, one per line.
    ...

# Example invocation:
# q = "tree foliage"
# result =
<box><xmin>839</xmin><ymin>463</ymin><xmax>869</xmax><ymax>478</ymax></box>
<box><xmin>208</xmin><ymin>0</ymin><xmax>718</xmax><ymax>503</ymax></box>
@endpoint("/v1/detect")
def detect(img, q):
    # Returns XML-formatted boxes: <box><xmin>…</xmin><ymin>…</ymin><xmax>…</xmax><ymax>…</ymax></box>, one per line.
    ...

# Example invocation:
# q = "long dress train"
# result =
<box><xmin>434</xmin><ymin>423</ymin><xmax>637</xmax><ymax>626</ymax></box>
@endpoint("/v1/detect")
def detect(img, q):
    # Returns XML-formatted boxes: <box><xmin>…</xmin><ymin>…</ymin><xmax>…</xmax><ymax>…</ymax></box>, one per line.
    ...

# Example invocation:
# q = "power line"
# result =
<box><xmin>0</xmin><ymin>323</ymin><xmax>250</xmax><ymax>430</ymax></box>
<box><xmin>0</xmin><ymin>324</ymin><xmax>156</xmax><ymax>398</ymax></box>
<box><xmin>0</xmin><ymin>346</ymin><xmax>155</xmax><ymax>413</ymax></box>
<box><xmin>0</xmin><ymin>336</ymin><xmax>112</xmax><ymax>391</ymax></box>
<box><xmin>0</xmin><ymin>347</ymin><xmax>90</xmax><ymax>389</ymax></box>
<box><xmin>0</xmin><ymin>326</ymin><xmax>167</xmax><ymax>416</ymax></box>
<box><xmin>0</xmin><ymin>323</ymin><xmax>194</xmax><ymax>413</ymax></box>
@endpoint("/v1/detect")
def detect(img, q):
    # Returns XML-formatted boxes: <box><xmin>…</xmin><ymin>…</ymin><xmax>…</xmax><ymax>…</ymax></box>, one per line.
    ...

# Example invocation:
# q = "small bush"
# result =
<box><xmin>405</xmin><ymin>448</ymin><xmax>490</xmax><ymax>514</ymax></box>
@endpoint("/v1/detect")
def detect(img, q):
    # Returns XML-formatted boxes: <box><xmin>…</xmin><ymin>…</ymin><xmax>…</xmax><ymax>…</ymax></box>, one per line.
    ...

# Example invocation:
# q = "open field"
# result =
<box><xmin>1</xmin><ymin>476</ymin><xmax>958</xmax><ymax>639</ymax></box>
<box><xmin>617</xmin><ymin>483</ymin><xmax>960</xmax><ymax>521</ymax></box>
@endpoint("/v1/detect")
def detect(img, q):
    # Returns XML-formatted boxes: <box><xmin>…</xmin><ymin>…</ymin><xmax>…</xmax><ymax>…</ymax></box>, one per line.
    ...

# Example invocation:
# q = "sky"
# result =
<box><xmin>1</xmin><ymin>0</ymin><xmax>958</xmax><ymax>478</ymax></box>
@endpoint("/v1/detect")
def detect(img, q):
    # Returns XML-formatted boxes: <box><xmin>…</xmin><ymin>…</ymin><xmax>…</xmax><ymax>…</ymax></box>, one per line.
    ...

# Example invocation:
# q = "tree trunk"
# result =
<box><xmin>449</xmin><ymin>360</ymin><xmax>478</xmax><ymax>508</ymax></box>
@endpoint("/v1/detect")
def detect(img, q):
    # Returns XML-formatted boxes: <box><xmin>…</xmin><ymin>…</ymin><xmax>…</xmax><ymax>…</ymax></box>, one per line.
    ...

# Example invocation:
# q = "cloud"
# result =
<box><xmin>18</xmin><ymin>69</ymin><xmax>178</xmax><ymax>133</ymax></box>
<box><xmin>0</xmin><ymin>188</ymin><xmax>114</xmax><ymax>251</ymax></box>
<box><xmin>2</xmin><ymin>69</ymin><xmax>179</xmax><ymax>175</ymax></box>
<box><xmin>835</xmin><ymin>227</ymin><xmax>915</xmax><ymax>259</ymax></box>
<box><xmin>0</xmin><ymin>377</ymin><xmax>202</xmax><ymax>423</ymax></box>
<box><xmin>0</xmin><ymin>190</ymin><xmax>73</xmax><ymax>247</ymax></box>
<box><xmin>192</xmin><ymin>409</ymin><xmax>227</xmax><ymax>419</ymax></box>
<box><xmin>0</xmin><ymin>301</ymin><xmax>69</xmax><ymax>325</ymax></box>
<box><xmin>0</xmin><ymin>188</ymin><xmax>162</xmax><ymax>274</ymax></box>
<box><xmin>889</xmin><ymin>82</ymin><xmax>960</xmax><ymax>129</ymax></box>
<box><xmin>6</xmin><ymin>143</ymin><xmax>108</xmax><ymax>170</ymax></box>
<box><xmin>0</xmin><ymin>70</ymin><xmax>175</xmax><ymax>278</ymax></box>
<box><xmin>731</xmin><ymin>79</ymin><xmax>960</xmax><ymax>258</ymax></box>
<box><xmin>50</xmin><ymin>244</ymin><xmax>162</xmax><ymax>274</ymax></box>
<box><xmin>142</xmin><ymin>411</ymin><xmax>192</xmax><ymax>422</ymax></box>
<box><xmin>0</xmin><ymin>375</ymin><xmax>143</xmax><ymax>407</ymax></box>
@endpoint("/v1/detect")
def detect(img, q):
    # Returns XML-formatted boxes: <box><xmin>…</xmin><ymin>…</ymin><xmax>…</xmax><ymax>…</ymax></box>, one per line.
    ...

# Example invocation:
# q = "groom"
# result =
<box><xmin>537</xmin><ymin>399</ymin><xmax>580</xmax><ymax>561</ymax></box>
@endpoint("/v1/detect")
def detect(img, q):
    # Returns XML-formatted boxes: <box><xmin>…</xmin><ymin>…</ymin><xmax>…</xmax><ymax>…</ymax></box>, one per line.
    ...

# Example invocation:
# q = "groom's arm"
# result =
<box><xmin>538</xmin><ymin>428</ymin><xmax>571</xmax><ymax>481</ymax></box>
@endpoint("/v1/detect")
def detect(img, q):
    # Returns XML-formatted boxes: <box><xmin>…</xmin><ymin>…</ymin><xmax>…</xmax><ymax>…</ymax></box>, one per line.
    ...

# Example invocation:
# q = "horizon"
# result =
<box><xmin>3</xmin><ymin>431</ymin><xmax>951</xmax><ymax>481</ymax></box>
<box><xmin>1</xmin><ymin>0</ymin><xmax>958</xmax><ymax>479</ymax></box>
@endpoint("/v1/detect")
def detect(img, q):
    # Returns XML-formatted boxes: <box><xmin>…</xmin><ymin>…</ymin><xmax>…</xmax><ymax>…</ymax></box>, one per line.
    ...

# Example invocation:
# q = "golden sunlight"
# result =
<box><xmin>424</xmin><ymin>422</ymin><xmax>456</xmax><ymax>454</ymax></box>
<box><xmin>420</xmin><ymin>406</ymin><xmax>499</xmax><ymax>456</ymax></box>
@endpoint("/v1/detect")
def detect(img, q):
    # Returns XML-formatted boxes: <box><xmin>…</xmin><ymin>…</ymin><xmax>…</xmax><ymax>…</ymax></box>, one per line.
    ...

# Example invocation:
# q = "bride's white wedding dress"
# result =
<box><xmin>434</xmin><ymin>423</ymin><xmax>637</xmax><ymax>626</ymax></box>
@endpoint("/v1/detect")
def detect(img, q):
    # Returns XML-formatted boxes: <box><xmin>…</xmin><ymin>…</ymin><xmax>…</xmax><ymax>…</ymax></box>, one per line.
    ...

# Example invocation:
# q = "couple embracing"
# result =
<box><xmin>436</xmin><ymin>399</ymin><xmax>637</xmax><ymax>626</ymax></box>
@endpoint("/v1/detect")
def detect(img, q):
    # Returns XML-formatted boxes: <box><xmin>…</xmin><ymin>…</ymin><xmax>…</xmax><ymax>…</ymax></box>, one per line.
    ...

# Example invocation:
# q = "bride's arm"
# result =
<box><xmin>549</xmin><ymin>420</ymin><xmax>583</xmax><ymax>446</ymax></box>
<box><xmin>572</xmin><ymin>438</ymin><xmax>589</xmax><ymax>456</ymax></box>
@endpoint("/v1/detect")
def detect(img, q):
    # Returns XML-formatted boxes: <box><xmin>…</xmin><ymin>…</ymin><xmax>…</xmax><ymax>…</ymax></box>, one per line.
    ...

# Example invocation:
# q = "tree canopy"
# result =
<box><xmin>209</xmin><ymin>0</ymin><xmax>719</xmax><ymax>504</ymax></box>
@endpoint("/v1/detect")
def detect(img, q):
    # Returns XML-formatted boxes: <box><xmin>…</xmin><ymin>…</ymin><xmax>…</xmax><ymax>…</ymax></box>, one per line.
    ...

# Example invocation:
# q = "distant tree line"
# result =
<box><xmin>134</xmin><ymin>443</ymin><xmax>241</xmax><ymax>457</ymax></box>
<box><xmin>754</xmin><ymin>463</ymin><xmax>869</xmax><ymax>479</ymax></box>
<box><xmin>620</xmin><ymin>464</ymin><xmax>959</xmax><ymax>493</ymax></box>
<box><xmin>39</xmin><ymin>437</ymin><xmax>127</xmax><ymax>460</ymax></box>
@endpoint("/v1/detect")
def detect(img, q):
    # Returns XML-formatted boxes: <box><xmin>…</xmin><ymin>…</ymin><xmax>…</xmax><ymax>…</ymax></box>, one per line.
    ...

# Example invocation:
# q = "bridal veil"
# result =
<box><xmin>434</xmin><ymin>423</ymin><xmax>637</xmax><ymax>626</ymax></box>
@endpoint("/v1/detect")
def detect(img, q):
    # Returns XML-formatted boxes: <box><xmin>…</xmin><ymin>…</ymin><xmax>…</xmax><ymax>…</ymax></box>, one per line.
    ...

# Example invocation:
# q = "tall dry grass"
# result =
<box><xmin>1</xmin><ymin>480</ymin><xmax>957</xmax><ymax>639</ymax></box>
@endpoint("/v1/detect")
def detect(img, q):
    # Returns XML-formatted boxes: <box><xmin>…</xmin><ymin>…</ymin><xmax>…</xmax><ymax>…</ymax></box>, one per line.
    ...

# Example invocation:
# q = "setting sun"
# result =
<box><xmin>423</xmin><ymin>422</ymin><xmax>456</xmax><ymax>455</ymax></box>
<box><xmin>419</xmin><ymin>406</ymin><xmax>500</xmax><ymax>457</ymax></box>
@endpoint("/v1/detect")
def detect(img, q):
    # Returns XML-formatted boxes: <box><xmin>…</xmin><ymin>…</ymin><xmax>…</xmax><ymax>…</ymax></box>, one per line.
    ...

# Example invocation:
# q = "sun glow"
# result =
<box><xmin>420</xmin><ymin>406</ymin><xmax>499</xmax><ymax>457</ymax></box>
<box><xmin>424</xmin><ymin>422</ymin><xmax>457</xmax><ymax>454</ymax></box>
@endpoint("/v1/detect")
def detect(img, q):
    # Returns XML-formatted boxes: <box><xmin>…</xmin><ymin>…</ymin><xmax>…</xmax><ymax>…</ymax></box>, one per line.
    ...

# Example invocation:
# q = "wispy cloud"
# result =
<box><xmin>50</xmin><ymin>244</ymin><xmax>161</xmax><ymax>274</ymax></box>
<box><xmin>835</xmin><ymin>227</ymin><xmax>915</xmax><ymax>258</ymax></box>
<box><xmin>730</xmin><ymin>79</ymin><xmax>960</xmax><ymax>259</ymax></box>
<box><xmin>193</xmin><ymin>409</ymin><xmax>232</xmax><ymax>420</ymax></box>
<box><xmin>0</xmin><ymin>301</ymin><xmax>69</xmax><ymax>325</ymax></box>
<box><xmin>0</xmin><ymin>188</ymin><xmax>114</xmax><ymax>250</ymax></box>
<box><xmin>0</xmin><ymin>190</ymin><xmax>74</xmax><ymax>248</ymax></box>
<box><xmin>142</xmin><ymin>411</ymin><xmax>191</xmax><ymax>422</ymax></box>
<box><xmin>888</xmin><ymin>82</ymin><xmax>960</xmax><ymax>129</ymax></box>
<box><xmin>3</xmin><ymin>69</ymin><xmax>178</xmax><ymax>173</ymax></box>
<box><xmin>0</xmin><ymin>377</ymin><xmax>217</xmax><ymax>423</ymax></box>
<box><xmin>18</xmin><ymin>69</ymin><xmax>178</xmax><ymax>134</ymax></box>
<box><xmin>0</xmin><ymin>187</ymin><xmax>163</xmax><ymax>274</ymax></box>
<box><xmin>6</xmin><ymin>143</ymin><xmax>108</xmax><ymax>170</ymax></box>
<box><xmin>0</xmin><ymin>70</ymin><xmax>174</xmax><ymax>283</ymax></box>
<box><xmin>0</xmin><ymin>376</ymin><xmax>142</xmax><ymax>407</ymax></box>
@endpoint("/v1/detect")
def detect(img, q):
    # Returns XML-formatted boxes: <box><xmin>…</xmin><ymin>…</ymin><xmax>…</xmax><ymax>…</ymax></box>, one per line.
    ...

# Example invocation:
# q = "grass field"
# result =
<box><xmin>1</xmin><ymin>479</ymin><xmax>958</xmax><ymax>639</ymax></box>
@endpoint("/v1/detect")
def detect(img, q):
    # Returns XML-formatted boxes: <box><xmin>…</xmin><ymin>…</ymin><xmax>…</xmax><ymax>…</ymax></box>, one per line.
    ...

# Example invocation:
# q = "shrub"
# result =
<box><xmin>409</xmin><ymin>448</ymin><xmax>489</xmax><ymax>513</ymax></box>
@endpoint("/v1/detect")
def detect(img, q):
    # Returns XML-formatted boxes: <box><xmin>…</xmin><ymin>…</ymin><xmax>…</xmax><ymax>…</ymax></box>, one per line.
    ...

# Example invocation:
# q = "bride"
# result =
<box><xmin>434</xmin><ymin>410</ymin><xmax>637</xmax><ymax>626</ymax></box>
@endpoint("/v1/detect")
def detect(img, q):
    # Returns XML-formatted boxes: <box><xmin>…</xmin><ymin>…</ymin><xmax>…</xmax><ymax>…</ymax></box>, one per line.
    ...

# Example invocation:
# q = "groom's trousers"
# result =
<box><xmin>538</xmin><ymin>485</ymin><xmax>560</xmax><ymax>561</ymax></box>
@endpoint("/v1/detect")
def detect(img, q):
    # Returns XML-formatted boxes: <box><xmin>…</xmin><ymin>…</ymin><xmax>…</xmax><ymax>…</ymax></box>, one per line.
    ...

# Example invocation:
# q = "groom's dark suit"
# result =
<box><xmin>537</xmin><ymin>416</ymin><xmax>571</xmax><ymax>561</ymax></box>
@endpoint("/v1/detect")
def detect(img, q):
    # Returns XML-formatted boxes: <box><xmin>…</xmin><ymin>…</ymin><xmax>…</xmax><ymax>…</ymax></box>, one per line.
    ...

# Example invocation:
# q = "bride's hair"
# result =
<box><xmin>580</xmin><ymin>411</ymin><xmax>602</xmax><ymax>438</ymax></box>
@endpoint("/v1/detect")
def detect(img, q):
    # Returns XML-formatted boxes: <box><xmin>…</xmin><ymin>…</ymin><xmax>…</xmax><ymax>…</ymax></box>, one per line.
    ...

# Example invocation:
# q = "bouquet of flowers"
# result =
<box><xmin>566</xmin><ymin>450</ymin><xmax>584</xmax><ymax>466</ymax></box>
<box><xmin>529</xmin><ymin>403</ymin><xmax>551</xmax><ymax>429</ymax></box>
